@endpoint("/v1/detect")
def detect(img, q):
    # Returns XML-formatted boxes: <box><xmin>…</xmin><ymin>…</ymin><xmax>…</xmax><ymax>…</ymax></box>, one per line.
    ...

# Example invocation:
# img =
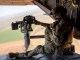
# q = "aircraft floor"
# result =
<box><xmin>0</xmin><ymin>53</ymin><xmax>80</xmax><ymax>60</ymax></box>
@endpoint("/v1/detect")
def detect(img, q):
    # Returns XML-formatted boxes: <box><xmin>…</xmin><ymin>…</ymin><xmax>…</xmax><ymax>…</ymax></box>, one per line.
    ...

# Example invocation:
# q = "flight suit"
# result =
<box><xmin>27</xmin><ymin>16</ymin><xmax>73</xmax><ymax>57</ymax></box>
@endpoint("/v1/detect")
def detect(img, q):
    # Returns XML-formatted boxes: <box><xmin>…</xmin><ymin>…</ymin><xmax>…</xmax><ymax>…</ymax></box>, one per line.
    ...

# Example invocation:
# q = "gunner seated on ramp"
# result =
<box><xmin>26</xmin><ymin>6</ymin><xmax>74</xmax><ymax>57</ymax></box>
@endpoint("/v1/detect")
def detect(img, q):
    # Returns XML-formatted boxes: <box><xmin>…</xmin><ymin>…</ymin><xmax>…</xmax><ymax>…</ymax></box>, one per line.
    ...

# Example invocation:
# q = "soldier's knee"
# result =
<box><xmin>34</xmin><ymin>45</ymin><xmax>44</xmax><ymax>53</ymax></box>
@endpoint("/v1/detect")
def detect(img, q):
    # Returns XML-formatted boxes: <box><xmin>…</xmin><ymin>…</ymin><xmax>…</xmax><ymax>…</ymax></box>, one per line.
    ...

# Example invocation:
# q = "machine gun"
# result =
<box><xmin>11</xmin><ymin>15</ymin><xmax>35</xmax><ymax>51</ymax></box>
<box><xmin>11</xmin><ymin>15</ymin><xmax>44</xmax><ymax>50</ymax></box>
<box><xmin>12</xmin><ymin>15</ymin><xmax>34</xmax><ymax>33</ymax></box>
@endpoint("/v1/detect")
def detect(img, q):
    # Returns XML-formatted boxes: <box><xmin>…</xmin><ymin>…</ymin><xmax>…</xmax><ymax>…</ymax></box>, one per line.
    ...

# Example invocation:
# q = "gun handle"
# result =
<box><xmin>24</xmin><ymin>32</ymin><xmax>30</xmax><ymax>50</ymax></box>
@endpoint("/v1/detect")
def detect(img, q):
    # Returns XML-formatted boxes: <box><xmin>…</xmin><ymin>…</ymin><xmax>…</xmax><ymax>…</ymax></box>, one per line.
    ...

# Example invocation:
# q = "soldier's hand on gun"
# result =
<box><xmin>33</xmin><ymin>19</ymin><xmax>39</xmax><ymax>25</ymax></box>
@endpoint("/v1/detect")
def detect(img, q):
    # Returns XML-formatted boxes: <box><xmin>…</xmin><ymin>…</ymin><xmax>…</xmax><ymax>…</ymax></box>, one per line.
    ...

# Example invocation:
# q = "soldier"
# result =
<box><xmin>26</xmin><ymin>6</ymin><xmax>74</xmax><ymax>57</ymax></box>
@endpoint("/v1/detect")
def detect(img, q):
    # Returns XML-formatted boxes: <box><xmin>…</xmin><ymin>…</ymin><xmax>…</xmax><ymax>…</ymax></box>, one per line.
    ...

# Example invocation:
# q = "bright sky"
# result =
<box><xmin>0</xmin><ymin>5</ymin><xmax>42</xmax><ymax>18</ymax></box>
